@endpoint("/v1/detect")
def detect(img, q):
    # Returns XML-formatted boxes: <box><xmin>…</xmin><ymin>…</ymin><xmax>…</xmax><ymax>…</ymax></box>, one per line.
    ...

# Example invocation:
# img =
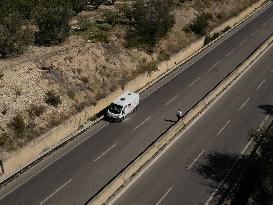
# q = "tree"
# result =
<box><xmin>0</xmin><ymin>14</ymin><xmax>33</xmax><ymax>58</ymax></box>
<box><xmin>126</xmin><ymin>0</ymin><xmax>174</xmax><ymax>49</ymax></box>
<box><xmin>35</xmin><ymin>5</ymin><xmax>72</xmax><ymax>45</ymax></box>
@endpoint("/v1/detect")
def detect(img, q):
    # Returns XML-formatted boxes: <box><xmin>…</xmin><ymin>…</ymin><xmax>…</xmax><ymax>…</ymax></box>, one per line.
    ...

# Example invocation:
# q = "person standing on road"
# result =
<box><xmin>176</xmin><ymin>109</ymin><xmax>183</xmax><ymax>121</ymax></box>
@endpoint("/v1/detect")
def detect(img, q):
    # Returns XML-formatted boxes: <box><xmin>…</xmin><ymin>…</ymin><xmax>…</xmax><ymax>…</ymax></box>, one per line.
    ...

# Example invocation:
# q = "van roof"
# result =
<box><xmin>113</xmin><ymin>91</ymin><xmax>138</xmax><ymax>107</ymax></box>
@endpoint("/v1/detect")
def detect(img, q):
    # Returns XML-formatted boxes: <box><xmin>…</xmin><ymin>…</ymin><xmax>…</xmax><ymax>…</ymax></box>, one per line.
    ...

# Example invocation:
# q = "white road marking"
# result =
<box><xmin>251</xmin><ymin>30</ymin><xmax>258</xmax><ymax>36</ymax></box>
<box><xmin>155</xmin><ymin>187</ymin><xmax>173</xmax><ymax>205</ymax></box>
<box><xmin>262</xmin><ymin>22</ymin><xmax>267</xmax><ymax>27</ymax></box>
<box><xmin>238</xmin><ymin>97</ymin><xmax>250</xmax><ymax>111</ymax></box>
<box><xmin>217</xmin><ymin>120</ymin><xmax>231</xmax><ymax>136</ymax></box>
<box><xmin>271</xmin><ymin>69</ymin><xmax>273</xmax><ymax>73</ymax></box>
<box><xmin>241</xmin><ymin>114</ymin><xmax>270</xmax><ymax>156</ymax></box>
<box><xmin>135</xmin><ymin>116</ymin><xmax>151</xmax><ymax>130</ymax></box>
<box><xmin>209</xmin><ymin>62</ymin><xmax>220</xmax><ymax>71</ymax></box>
<box><xmin>187</xmin><ymin>150</ymin><xmax>205</xmax><ymax>170</ymax></box>
<box><xmin>271</xmin><ymin>16</ymin><xmax>273</xmax><ymax>20</ymax></box>
<box><xmin>256</xmin><ymin>79</ymin><xmax>266</xmax><ymax>90</ymax></box>
<box><xmin>0</xmin><ymin>123</ymin><xmax>108</xmax><ymax>201</ymax></box>
<box><xmin>40</xmin><ymin>178</ymin><xmax>72</xmax><ymax>204</ymax></box>
<box><xmin>94</xmin><ymin>143</ymin><xmax>117</xmax><ymax>162</ymax></box>
<box><xmin>226</xmin><ymin>50</ymin><xmax>233</xmax><ymax>57</ymax></box>
<box><xmin>240</xmin><ymin>39</ymin><xmax>248</xmax><ymax>46</ymax></box>
<box><xmin>189</xmin><ymin>76</ymin><xmax>201</xmax><ymax>87</ymax></box>
<box><xmin>165</xmin><ymin>95</ymin><xmax>179</xmax><ymax>106</ymax></box>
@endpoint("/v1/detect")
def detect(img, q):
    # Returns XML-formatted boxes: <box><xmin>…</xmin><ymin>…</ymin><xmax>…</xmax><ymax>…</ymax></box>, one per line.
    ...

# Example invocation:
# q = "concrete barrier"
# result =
<box><xmin>0</xmin><ymin>0</ymin><xmax>270</xmax><ymax>184</ymax></box>
<box><xmin>88</xmin><ymin>34</ymin><xmax>273</xmax><ymax>205</ymax></box>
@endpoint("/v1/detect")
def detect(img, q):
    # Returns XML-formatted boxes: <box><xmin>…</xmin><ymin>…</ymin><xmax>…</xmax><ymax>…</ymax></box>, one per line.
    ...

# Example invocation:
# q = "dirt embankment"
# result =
<box><xmin>0</xmin><ymin>0</ymin><xmax>260</xmax><ymax>156</ymax></box>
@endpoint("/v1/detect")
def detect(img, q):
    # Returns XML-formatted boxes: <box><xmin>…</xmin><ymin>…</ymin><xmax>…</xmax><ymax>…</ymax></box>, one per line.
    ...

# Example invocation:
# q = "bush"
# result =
<box><xmin>0</xmin><ymin>132</ymin><xmax>9</xmax><ymax>147</ymax></box>
<box><xmin>103</xmin><ymin>11</ymin><xmax>119</xmax><ymax>25</ymax></box>
<box><xmin>88</xmin><ymin>30</ymin><xmax>109</xmax><ymax>43</ymax></box>
<box><xmin>9</xmin><ymin>114</ymin><xmax>26</xmax><ymax>138</ymax></box>
<box><xmin>126</xmin><ymin>0</ymin><xmax>175</xmax><ymax>49</ymax></box>
<box><xmin>120</xmin><ymin>3</ymin><xmax>133</xmax><ymax>22</ymax></box>
<box><xmin>44</xmin><ymin>91</ymin><xmax>62</xmax><ymax>107</ymax></box>
<box><xmin>189</xmin><ymin>13</ymin><xmax>212</xmax><ymax>36</ymax></box>
<box><xmin>204</xmin><ymin>32</ymin><xmax>220</xmax><ymax>45</ymax></box>
<box><xmin>0</xmin><ymin>14</ymin><xmax>33</xmax><ymax>58</ymax></box>
<box><xmin>35</xmin><ymin>6</ymin><xmax>72</xmax><ymax>45</ymax></box>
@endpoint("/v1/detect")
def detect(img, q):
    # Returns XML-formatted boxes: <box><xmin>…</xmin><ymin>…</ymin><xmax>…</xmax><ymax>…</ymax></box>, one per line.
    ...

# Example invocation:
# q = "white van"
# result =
<box><xmin>107</xmin><ymin>91</ymin><xmax>139</xmax><ymax>121</ymax></box>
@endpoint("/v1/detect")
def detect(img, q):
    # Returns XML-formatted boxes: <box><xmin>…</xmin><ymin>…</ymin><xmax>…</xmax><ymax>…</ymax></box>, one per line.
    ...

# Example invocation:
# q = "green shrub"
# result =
<box><xmin>9</xmin><ymin>114</ymin><xmax>26</xmax><ymax>138</ymax></box>
<box><xmin>126</xmin><ymin>0</ymin><xmax>175</xmax><ymax>49</ymax></box>
<box><xmin>44</xmin><ymin>91</ymin><xmax>62</xmax><ymax>107</ymax></box>
<box><xmin>70</xmin><ymin>0</ymin><xmax>88</xmax><ymax>13</ymax></box>
<box><xmin>204</xmin><ymin>32</ymin><xmax>220</xmax><ymax>45</ymax></box>
<box><xmin>189</xmin><ymin>13</ymin><xmax>212</xmax><ymax>36</ymax></box>
<box><xmin>0</xmin><ymin>132</ymin><xmax>9</xmax><ymax>147</ymax></box>
<box><xmin>35</xmin><ymin>6</ymin><xmax>72</xmax><ymax>45</ymax></box>
<box><xmin>0</xmin><ymin>14</ymin><xmax>33</xmax><ymax>58</ymax></box>
<box><xmin>96</xmin><ymin>23</ymin><xmax>112</xmax><ymax>31</ymax></box>
<box><xmin>89</xmin><ymin>0</ymin><xmax>105</xmax><ymax>9</ymax></box>
<box><xmin>103</xmin><ymin>11</ymin><xmax>119</xmax><ymax>26</ymax></box>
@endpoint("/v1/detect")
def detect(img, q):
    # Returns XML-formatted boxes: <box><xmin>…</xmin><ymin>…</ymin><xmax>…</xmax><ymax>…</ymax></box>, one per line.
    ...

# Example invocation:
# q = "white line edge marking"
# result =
<box><xmin>238</xmin><ymin>97</ymin><xmax>250</xmax><ymax>111</ymax></box>
<box><xmin>187</xmin><ymin>150</ymin><xmax>205</xmax><ymax>170</ymax></box>
<box><xmin>40</xmin><ymin>178</ymin><xmax>72</xmax><ymax>204</ymax></box>
<box><xmin>189</xmin><ymin>76</ymin><xmax>201</xmax><ymax>87</ymax></box>
<box><xmin>262</xmin><ymin>22</ymin><xmax>267</xmax><ymax>26</ymax></box>
<box><xmin>135</xmin><ymin>116</ymin><xmax>151</xmax><ymax>130</ymax></box>
<box><xmin>240</xmin><ymin>39</ymin><xmax>248</xmax><ymax>46</ymax></box>
<box><xmin>271</xmin><ymin>16</ymin><xmax>273</xmax><ymax>20</ymax></box>
<box><xmin>270</xmin><ymin>69</ymin><xmax>273</xmax><ymax>73</ymax></box>
<box><xmin>0</xmin><ymin>123</ymin><xmax>108</xmax><ymax>201</ymax></box>
<box><xmin>209</xmin><ymin>62</ymin><xmax>220</xmax><ymax>71</ymax></box>
<box><xmin>165</xmin><ymin>95</ymin><xmax>179</xmax><ymax>106</ymax></box>
<box><xmin>94</xmin><ymin>143</ymin><xmax>118</xmax><ymax>162</ymax></box>
<box><xmin>155</xmin><ymin>187</ymin><xmax>173</xmax><ymax>205</ymax></box>
<box><xmin>256</xmin><ymin>79</ymin><xmax>266</xmax><ymax>90</ymax></box>
<box><xmin>226</xmin><ymin>50</ymin><xmax>233</xmax><ymax>57</ymax></box>
<box><xmin>217</xmin><ymin>120</ymin><xmax>231</xmax><ymax>136</ymax></box>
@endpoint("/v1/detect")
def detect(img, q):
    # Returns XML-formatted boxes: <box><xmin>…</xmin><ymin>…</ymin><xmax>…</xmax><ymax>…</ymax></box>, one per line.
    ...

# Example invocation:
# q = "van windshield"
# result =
<box><xmin>109</xmin><ymin>103</ymin><xmax>123</xmax><ymax>114</ymax></box>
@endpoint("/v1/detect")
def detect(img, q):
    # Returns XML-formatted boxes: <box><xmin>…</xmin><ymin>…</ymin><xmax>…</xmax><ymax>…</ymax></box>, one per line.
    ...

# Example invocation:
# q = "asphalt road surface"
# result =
<box><xmin>113</xmin><ymin>38</ymin><xmax>273</xmax><ymax>205</ymax></box>
<box><xmin>0</xmin><ymin>2</ymin><xmax>272</xmax><ymax>205</ymax></box>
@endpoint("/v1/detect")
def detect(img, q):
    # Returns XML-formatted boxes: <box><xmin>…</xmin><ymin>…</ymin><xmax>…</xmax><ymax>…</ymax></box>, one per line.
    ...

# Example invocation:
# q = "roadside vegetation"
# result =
<box><xmin>0</xmin><ymin>0</ymin><xmax>261</xmax><ymax>154</ymax></box>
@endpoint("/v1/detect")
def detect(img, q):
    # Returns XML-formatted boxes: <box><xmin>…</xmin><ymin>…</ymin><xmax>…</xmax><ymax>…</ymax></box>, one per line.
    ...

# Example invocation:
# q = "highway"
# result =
<box><xmin>0</xmin><ymin>2</ymin><xmax>273</xmax><ymax>205</ymax></box>
<box><xmin>112</xmin><ymin>37</ymin><xmax>273</xmax><ymax>205</ymax></box>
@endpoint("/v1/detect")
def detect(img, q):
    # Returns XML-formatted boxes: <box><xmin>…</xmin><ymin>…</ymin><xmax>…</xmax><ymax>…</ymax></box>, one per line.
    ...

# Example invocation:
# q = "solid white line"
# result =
<box><xmin>262</xmin><ymin>22</ymin><xmax>267</xmax><ymax>27</ymax></box>
<box><xmin>94</xmin><ymin>143</ymin><xmax>117</xmax><ymax>162</ymax></box>
<box><xmin>217</xmin><ymin>120</ymin><xmax>231</xmax><ymax>136</ymax></box>
<box><xmin>0</xmin><ymin>123</ymin><xmax>108</xmax><ymax>201</ymax></box>
<box><xmin>256</xmin><ymin>79</ymin><xmax>266</xmax><ymax>90</ymax></box>
<box><xmin>226</xmin><ymin>50</ymin><xmax>233</xmax><ymax>57</ymax></box>
<box><xmin>241</xmin><ymin>114</ymin><xmax>270</xmax><ymax>155</ymax></box>
<box><xmin>189</xmin><ymin>76</ymin><xmax>201</xmax><ymax>87</ymax></box>
<box><xmin>251</xmin><ymin>30</ymin><xmax>258</xmax><ymax>36</ymax></box>
<box><xmin>240</xmin><ymin>39</ymin><xmax>248</xmax><ymax>46</ymax></box>
<box><xmin>187</xmin><ymin>150</ymin><xmax>205</xmax><ymax>170</ymax></box>
<box><xmin>241</xmin><ymin>138</ymin><xmax>254</xmax><ymax>155</ymax></box>
<box><xmin>165</xmin><ymin>95</ymin><xmax>179</xmax><ymax>106</ymax></box>
<box><xmin>155</xmin><ymin>187</ymin><xmax>173</xmax><ymax>205</ymax></box>
<box><xmin>40</xmin><ymin>178</ymin><xmax>72</xmax><ymax>204</ymax></box>
<box><xmin>209</xmin><ymin>62</ymin><xmax>220</xmax><ymax>71</ymax></box>
<box><xmin>135</xmin><ymin>116</ymin><xmax>151</xmax><ymax>130</ymax></box>
<box><xmin>270</xmin><ymin>69</ymin><xmax>273</xmax><ymax>73</ymax></box>
<box><xmin>238</xmin><ymin>97</ymin><xmax>250</xmax><ymax>111</ymax></box>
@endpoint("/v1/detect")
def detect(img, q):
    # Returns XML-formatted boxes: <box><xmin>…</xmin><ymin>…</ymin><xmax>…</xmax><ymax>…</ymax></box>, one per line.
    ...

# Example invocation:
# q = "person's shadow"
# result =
<box><xmin>164</xmin><ymin>118</ymin><xmax>177</xmax><ymax>123</ymax></box>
